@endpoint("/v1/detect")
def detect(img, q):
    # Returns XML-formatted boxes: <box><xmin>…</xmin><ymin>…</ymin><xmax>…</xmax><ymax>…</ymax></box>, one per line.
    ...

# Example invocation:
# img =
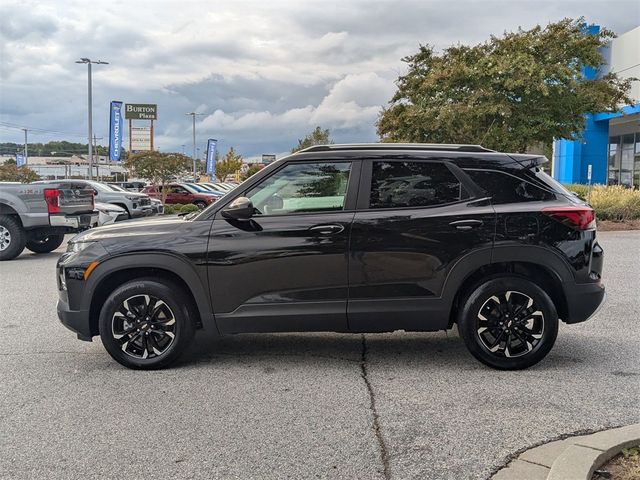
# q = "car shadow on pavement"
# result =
<box><xmin>169</xmin><ymin>329</ymin><xmax>604</xmax><ymax>373</ymax></box>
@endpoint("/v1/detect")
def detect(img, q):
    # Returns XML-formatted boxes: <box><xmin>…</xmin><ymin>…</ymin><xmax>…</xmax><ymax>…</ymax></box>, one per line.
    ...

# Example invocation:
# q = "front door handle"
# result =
<box><xmin>449</xmin><ymin>219</ymin><xmax>484</xmax><ymax>231</ymax></box>
<box><xmin>309</xmin><ymin>224</ymin><xmax>345</xmax><ymax>235</ymax></box>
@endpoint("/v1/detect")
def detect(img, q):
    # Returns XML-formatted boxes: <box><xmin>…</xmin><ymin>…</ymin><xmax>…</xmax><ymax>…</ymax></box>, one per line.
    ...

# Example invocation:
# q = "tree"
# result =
<box><xmin>125</xmin><ymin>151</ymin><xmax>191</xmax><ymax>202</ymax></box>
<box><xmin>243</xmin><ymin>164</ymin><xmax>263</xmax><ymax>180</ymax></box>
<box><xmin>0</xmin><ymin>164</ymin><xmax>39</xmax><ymax>183</ymax></box>
<box><xmin>377</xmin><ymin>18</ymin><xmax>634</xmax><ymax>153</ymax></box>
<box><xmin>215</xmin><ymin>147</ymin><xmax>243</xmax><ymax>181</ymax></box>
<box><xmin>291</xmin><ymin>126</ymin><xmax>334</xmax><ymax>153</ymax></box>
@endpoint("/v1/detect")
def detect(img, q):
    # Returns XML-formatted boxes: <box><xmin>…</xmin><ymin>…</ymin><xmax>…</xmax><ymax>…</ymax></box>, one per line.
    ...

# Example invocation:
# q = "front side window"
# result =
<box><xmin>246</xmin><ymin>162</ymin><xmax>351</xmax><ymax>215</ymax></box>
<box><xmin>369</xmin><ymin>161</ymin><xmax>466</xmax><ymax>209</ymax></box>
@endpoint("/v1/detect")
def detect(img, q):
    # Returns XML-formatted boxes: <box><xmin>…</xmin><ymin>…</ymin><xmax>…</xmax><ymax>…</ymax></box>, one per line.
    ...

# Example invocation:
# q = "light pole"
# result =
<box><xmin>185</xmin><ymin>112</ymin><xmax>204</xmax><ymax>181</ymax></box>
<box><xmin>76</xmin><ymin>58</ymin><xmax>108</xmax><ymax>180</ymax></box>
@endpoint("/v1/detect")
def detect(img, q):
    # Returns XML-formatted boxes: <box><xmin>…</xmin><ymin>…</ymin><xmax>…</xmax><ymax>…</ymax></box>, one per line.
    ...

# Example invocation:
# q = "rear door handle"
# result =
<box><xmin>449</xmin><ymin>219</ymin><xmax>484</xmax><ymax>231</ymax></box>
<box><xmin>309</xmin><ymin>224</ymin><xmax>345</xmax><ymax>235</ymax></box>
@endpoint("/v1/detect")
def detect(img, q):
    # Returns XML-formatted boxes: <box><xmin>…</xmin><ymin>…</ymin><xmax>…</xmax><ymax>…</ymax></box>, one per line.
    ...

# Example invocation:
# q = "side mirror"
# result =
<box><xmin>222</xmin><ymin>196</ymin><xmax>254</xmax><ymax>220</ymax></box>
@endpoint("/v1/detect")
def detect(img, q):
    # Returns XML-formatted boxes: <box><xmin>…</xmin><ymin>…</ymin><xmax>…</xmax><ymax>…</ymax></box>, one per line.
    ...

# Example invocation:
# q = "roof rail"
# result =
<box><xmin>297</xmin><ymin>143</ymin><xmax>495</xmax><ymax>153</ymax></box>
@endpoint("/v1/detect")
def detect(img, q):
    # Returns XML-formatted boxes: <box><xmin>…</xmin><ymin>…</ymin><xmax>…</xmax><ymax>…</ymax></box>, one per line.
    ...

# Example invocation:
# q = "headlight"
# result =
<box><xmin>66</xmin><ymin>241</ymin><xmax>95</xmax><ymax>253</ymax></box>
<box><xmin>126</xmin><ymin>196</ymin><xmax>139</xmax><ymax>201</ymax></box>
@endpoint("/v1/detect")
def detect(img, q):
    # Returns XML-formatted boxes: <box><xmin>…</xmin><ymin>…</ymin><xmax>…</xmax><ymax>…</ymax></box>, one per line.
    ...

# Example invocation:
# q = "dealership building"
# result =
<box><xmin>553</xmin><ymin>25</ymin><xmax>640</xmax><ymax>187</ymax></box>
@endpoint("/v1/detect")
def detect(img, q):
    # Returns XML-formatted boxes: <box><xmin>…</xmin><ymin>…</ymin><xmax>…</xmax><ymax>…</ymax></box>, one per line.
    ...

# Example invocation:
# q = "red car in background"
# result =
<box><xmin>142</xmin><ymin>183</ymin><xmax>217</xmax><ymax>209</ymax></box>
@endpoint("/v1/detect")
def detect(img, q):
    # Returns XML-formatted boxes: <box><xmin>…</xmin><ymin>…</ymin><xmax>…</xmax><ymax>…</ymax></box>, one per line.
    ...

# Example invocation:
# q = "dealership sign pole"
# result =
<box><xmin>109</xmin><ymin>101</ymin><xmax>123</xmax><ymax>162</ymax></box>
<box><xmin>206</xmin><ymin>139</ymin><xmax>217</xmax><ymax>181</ymax></box>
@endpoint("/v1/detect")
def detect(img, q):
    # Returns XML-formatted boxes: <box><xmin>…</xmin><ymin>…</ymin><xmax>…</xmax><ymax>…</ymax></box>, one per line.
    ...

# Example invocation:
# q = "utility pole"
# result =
<box><xmin>76</xmin><ymin>58</ymin><xmax>108</xmax><ymax>180</ymax></box>
<box><xmin>22</xmin><ymin>128</ymin><xmax>28</xmax><ymax>166</ymax></box>
<box><xmin>185</xmin><ymin>112</ymin><xmax>204</xmax><ymax>181</ymax></box>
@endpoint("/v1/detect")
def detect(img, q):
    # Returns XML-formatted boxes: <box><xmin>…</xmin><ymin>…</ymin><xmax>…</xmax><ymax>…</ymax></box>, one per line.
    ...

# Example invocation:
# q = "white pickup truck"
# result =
<box><xmin>0</xmin><ymin>182</ymin><xmax>97</xmax><ymax>260</ymax></box>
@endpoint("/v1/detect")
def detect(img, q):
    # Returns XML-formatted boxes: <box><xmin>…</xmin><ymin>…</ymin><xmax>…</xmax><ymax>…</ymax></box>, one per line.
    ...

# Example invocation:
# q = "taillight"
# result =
<box><xmin>542</xmin><ymin>206</ymin><xmax>596</xmax><ymax>230</ymax></box>
<box><xmin>44</xmin><ymin>188</ymin><xmax>61</xmax><ymax>214</ymax></box>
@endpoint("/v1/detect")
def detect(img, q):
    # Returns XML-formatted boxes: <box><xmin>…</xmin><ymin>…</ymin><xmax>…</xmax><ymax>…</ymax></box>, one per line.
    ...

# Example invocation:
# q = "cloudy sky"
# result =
<box><xmin>1</xmin><ymin>0</ymin><xmax>639</xmax><ymax>160</ymax></box>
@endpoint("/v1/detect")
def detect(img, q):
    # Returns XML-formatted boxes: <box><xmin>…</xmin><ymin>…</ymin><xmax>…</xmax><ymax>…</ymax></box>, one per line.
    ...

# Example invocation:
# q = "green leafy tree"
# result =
<box><xmin>0</xmin><ymin>164</ymin><xmax>39</xmax><ymax>182</ymax></box>
<box><xmin>243</xmin><ymin>164</ymin><xmax>263</xmax><ymax>180</ymax></box>
<box><xmin>377</xmin><ymin>18</ymin><xmax>634</xmax><ymax>153</ymax></box>
<box><xmin>291</xmin><ymin>126</ymin><xmax>334</xmax><ymax>153</ymax></box>
<box><xmin>125</xmin><ymin>151</ymin><xmax>191</xmax><ymax>202</ymax></box>
<box><xmin>215</xmin><ymin>147</ymin><xmax>243</xmax><ymax>181</ymax></box>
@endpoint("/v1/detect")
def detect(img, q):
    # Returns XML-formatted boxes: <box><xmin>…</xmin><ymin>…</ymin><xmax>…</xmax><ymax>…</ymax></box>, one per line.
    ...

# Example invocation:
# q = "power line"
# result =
<box><xmin>0</xmin><ymin>121</ymin><xmax>90</xmax><ymax>138</ymax></box>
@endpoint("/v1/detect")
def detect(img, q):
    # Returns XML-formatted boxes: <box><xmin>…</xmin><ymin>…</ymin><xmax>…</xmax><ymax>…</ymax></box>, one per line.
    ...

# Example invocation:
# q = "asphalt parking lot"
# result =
<box><xmin>1</xmin><ymin>231</ymin><xmax>639</xmax><ymax>480</ymax></box>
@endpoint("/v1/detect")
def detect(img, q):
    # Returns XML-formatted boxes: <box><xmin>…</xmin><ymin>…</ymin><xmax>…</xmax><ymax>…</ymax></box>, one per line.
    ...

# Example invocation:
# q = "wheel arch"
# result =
<box><xmin>84</xmin><ymin>253</ymin><xmax>217</xmax><ymax>336</ymax></box>
<box><xmin>443</xmin><ymin>246</ymin><xmax>573</xmax><ymax>327</ymax></box>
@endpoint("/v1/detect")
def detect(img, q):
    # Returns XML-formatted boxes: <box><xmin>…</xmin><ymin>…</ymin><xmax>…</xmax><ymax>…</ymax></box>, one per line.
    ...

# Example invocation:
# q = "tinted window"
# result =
<box><xmin>464</xmin><ymin>169</ymin><xmax>555</xmax><ymax>204</ymax></box>
<box><xmin>370</xmin><ymin>161</ymin><xmax>466</xmax><ymax>209</ymax></box>
<box><xmin>247</xmin><ymin>162</ymin><xmax>351</xmax><ymax>215</ymax></box>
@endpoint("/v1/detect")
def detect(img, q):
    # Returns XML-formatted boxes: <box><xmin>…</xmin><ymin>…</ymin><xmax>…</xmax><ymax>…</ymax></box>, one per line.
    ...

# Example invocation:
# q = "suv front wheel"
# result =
<box><xmin>99</xmin><ymin>278</ymin><xmax>196</xmax><ymax>369</ymax></box>
<box><xmin>457</xmin><ymin>276</ymin><xmax>558</xmax><ymax>370</ymax></box>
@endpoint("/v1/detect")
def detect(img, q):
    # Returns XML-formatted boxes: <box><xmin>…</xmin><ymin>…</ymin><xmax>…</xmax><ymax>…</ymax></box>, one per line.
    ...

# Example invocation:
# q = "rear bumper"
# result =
<box><xmin>563</xmin><ymin>281</ymin><xmax>606</xmax><ymax>324</ymax></box>
<box><xmin>50</xmin><ymin>213</ymin><xmax>98</xmax><ymax>230</ymax></box>
<box><xmin>57</xmin><ymin>297</ymin><xmax>93</xmax><ymax>341</ymax></box>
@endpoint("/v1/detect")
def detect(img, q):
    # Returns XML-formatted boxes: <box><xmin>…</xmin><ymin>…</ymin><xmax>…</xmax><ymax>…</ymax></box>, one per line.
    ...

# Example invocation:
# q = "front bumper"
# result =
<box><xmin>563</xmin><ymin>281</ymin><xmax>606</xmax><ymax>324</ymax></box>
<box><xmin>57</xmin><ymin>296</ymin><xmax>93</xmax><ymax>341</ymax></box>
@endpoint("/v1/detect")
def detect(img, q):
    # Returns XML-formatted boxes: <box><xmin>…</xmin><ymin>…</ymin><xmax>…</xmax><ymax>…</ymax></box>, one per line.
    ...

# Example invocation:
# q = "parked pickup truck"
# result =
<box><xmin>0</xmin><ymin>182</ymin><xmax>97</xmax><ymax>260</ymax></box>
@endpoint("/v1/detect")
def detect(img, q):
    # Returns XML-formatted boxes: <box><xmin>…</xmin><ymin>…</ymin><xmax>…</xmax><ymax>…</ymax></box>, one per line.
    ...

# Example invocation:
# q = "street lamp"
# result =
<box><xmin>185</xmin><ymin>112</ymin><xmax>205</xmax><ymax>181</ymax></box>
<box><xmin>76</xmin><ymin>58</ymin><xmax>108</xmax><ymax>180</ymax></box>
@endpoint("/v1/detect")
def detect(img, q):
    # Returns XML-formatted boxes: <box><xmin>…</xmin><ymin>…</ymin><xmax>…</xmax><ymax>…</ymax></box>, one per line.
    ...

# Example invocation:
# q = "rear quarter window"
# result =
<box><xmin>463</xmin><ymin>169</ymin><xmax>555</xmax><ymax>204</ymax></box>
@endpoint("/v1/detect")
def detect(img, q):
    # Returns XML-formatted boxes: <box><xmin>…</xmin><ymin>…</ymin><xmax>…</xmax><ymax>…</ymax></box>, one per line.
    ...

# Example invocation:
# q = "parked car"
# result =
<box><xmin>0</xmin><ymin>181</ymin><xmax>96</xmax><ymax>260</ymax></box>
<box><xmin>150</xmin><ymin>198</ymin><xmax>164</xmax><ymax>215</ymax></box>
<box><xmin>57</xmin><ymin>143</ymin><xmax>605</xmax><ymax>370</ymax></box>
<box><xmin>182</xmin><ymin>183</ymin><xmax>224</xmax><ymax>198</ymax></box>
<box><xmin>199</xmin><ymin>182</ymin><xmax>234</xmax><ymax>195</ymax></box>
<box><xmin>35</xmin><ymin>180</ymin><xmax>152</xmax><ymax>219</ymax></box>
<box><xmin>142</xmin><ymin>183</ymin><xmax>218</xmax><ymax>209</ymax></box>
<box><xmin>95</xmin><ymin>202</ymin><xmax>128</xmax><ymax>226</ymax></box>
<box><xmin>109</xmin><ymin>181</ymin><xmax>146</xmax><ymax>192</ymax></box>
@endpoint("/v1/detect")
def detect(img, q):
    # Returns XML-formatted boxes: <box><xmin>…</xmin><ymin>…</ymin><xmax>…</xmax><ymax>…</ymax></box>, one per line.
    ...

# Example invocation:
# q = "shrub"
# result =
<box><xmin>179</xmin><ymin>203</ymin><xmax>199</xmax><ymax>214</ymax></box>
<box><xmin>162</xmin><ymin>203</ymin><xmax>200</xmax><ymax>215</ymax></box>
<box><xmin>589</xmin><ymin>185</ymin><xmax>640</xmax><ymax>221</ymax></box>
<box><xmin>564</xmin><ymin>184</ymin><xmax>640</xmax><ymax>221</ymax></box>
<box><xmin>564</xmin><ymin>183</ymin><xmax>590</xmax><ymax>200</ymax></box>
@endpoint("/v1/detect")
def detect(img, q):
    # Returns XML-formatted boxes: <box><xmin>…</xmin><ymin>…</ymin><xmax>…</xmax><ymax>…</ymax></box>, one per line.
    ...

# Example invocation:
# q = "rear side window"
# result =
<box><xmin>370</xmin><ymin>161</ymin><xmax>467</xmax><ymax>209</ymax></box>
<box><xmin>463</xmin><ymin>169</ymin><xmax>555</xmax><ymax>204</ymax></box>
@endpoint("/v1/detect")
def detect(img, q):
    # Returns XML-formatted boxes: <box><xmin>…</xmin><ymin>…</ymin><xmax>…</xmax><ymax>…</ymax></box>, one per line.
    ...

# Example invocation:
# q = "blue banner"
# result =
<box><xmin>206</xmin><ymin>139</ymin><xmax>217</xmax><ymax>177</ymax></box>
<box><xmin>109</xmin><ymin>101</ymin><xmax>123</xmax><ymax>161</ymax></box>
<box><xmin>16</xmin><ymin>153</ymin><xmax>25</xmax><ymax>167</ymax></box>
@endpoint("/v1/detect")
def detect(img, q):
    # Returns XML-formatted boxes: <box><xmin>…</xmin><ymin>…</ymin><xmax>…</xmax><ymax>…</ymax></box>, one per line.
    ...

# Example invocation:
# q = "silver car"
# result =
<box><xmin>35</xmin><ymin>180</ymin><xmax>153</xmax><ymax>218</ymax></box>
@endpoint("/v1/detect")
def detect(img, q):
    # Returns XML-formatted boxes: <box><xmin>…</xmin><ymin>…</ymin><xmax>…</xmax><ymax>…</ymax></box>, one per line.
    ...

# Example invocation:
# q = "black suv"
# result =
<box><xmin>57</xmin><ymin>144</ymin><xmax>605</xmax><ymax>370</ymax></box>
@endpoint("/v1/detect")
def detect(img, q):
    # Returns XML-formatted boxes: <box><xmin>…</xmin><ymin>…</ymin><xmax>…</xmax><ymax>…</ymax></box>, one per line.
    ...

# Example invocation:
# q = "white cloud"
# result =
<box><xmin>1</xmin><ymin>0</ymin><xmax>638</xmax><ymax>157</ymax></box>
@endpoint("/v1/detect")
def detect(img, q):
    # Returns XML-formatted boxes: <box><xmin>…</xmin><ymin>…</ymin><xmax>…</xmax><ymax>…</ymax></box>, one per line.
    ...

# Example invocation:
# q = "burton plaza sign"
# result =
<box><xmin>124</xmin><ymin>104</ymin><xmax>157</xmax><ymax>120</ymax></box>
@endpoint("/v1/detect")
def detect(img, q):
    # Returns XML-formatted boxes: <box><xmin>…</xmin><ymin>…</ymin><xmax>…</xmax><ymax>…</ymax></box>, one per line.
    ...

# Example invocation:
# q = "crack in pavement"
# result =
<box><xmin>360</xmin><ymin>334</ymin><xmax>391</xmax><ymax>480</ymax></box>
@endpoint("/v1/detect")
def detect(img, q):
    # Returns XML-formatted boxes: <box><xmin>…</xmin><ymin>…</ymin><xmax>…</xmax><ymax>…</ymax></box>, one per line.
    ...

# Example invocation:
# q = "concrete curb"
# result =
<box><xmin>491</xmin><ymin>424</ymin><xmax>640</xmax><ymax>480</ymax></box>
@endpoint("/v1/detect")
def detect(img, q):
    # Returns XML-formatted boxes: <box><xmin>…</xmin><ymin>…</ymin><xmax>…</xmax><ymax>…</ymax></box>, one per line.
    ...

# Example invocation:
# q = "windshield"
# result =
<box><xmin>107</xmin><ymin>184</ymin><xmax>127</xmax><ymax>192</ymax></box>
<box><xmin>187</xmin><ymin>183</ymin><xmax>213</xmax><ymax>193</ymax></box>
<box><xmin>88</xmin><ymin>181</ymin><xmax>116</xmax><ymax>193</ymax></box>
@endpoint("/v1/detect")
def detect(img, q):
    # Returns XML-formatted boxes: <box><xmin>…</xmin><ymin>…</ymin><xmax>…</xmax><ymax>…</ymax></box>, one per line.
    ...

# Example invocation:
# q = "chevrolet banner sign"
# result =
<box><xmin>124</xmin><ymin>104</ymin><xmax>157</xmax><ymax>120</ymax></box>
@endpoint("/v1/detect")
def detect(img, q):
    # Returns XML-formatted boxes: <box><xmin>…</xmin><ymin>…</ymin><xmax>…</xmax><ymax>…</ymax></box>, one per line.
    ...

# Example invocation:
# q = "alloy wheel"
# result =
<box><xmin>112</xmin><ymin>294</ymin><xmax>177</xmax><ymax>359</ymax></box>
<box><xmin>476</xmin><ymin>290</ymin><xmax>544</xmax><ymax>358</ymax></box>
<box><xmin>0</xmin><ymin>226</ymin><xmax>11</xmax><ymax>251</ymax></box>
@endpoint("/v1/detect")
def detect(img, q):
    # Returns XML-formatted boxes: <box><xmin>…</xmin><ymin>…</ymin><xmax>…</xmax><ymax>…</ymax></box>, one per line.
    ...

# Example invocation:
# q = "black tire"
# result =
<box><xmin>457</xmin><ymin>276</ymin><xmax>558</xmax><ymax>370</ymax></box>
<box><xmin>25</xmin><ymin>233</ymin><xmax>65</xmax><ymax>254</ymax></box>
<box><xmin>0</xmin><ymin>215</ymin><xmax>26</xmax><ymax>261</ymax></box>
<box><xmin>194</xmin><ymin>201</ymin><xmax>207</xmax><ymax>210</ymax></box>
<box><xmin>99</xmin><ymin>278</ymin><xmax>196</xmax><ymax>370</ymax></box>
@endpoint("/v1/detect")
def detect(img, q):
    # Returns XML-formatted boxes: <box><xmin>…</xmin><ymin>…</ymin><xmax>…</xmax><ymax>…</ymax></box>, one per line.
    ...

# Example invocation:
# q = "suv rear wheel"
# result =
<box><xmin>99</xmin><ymin>278</ymin><xmax>196</xmax><ymax>369</ymax></box>
<box><xmin>457</xmin><ymin>276</ymin><xmax>558</xmax><ymax>370</ymax></box>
